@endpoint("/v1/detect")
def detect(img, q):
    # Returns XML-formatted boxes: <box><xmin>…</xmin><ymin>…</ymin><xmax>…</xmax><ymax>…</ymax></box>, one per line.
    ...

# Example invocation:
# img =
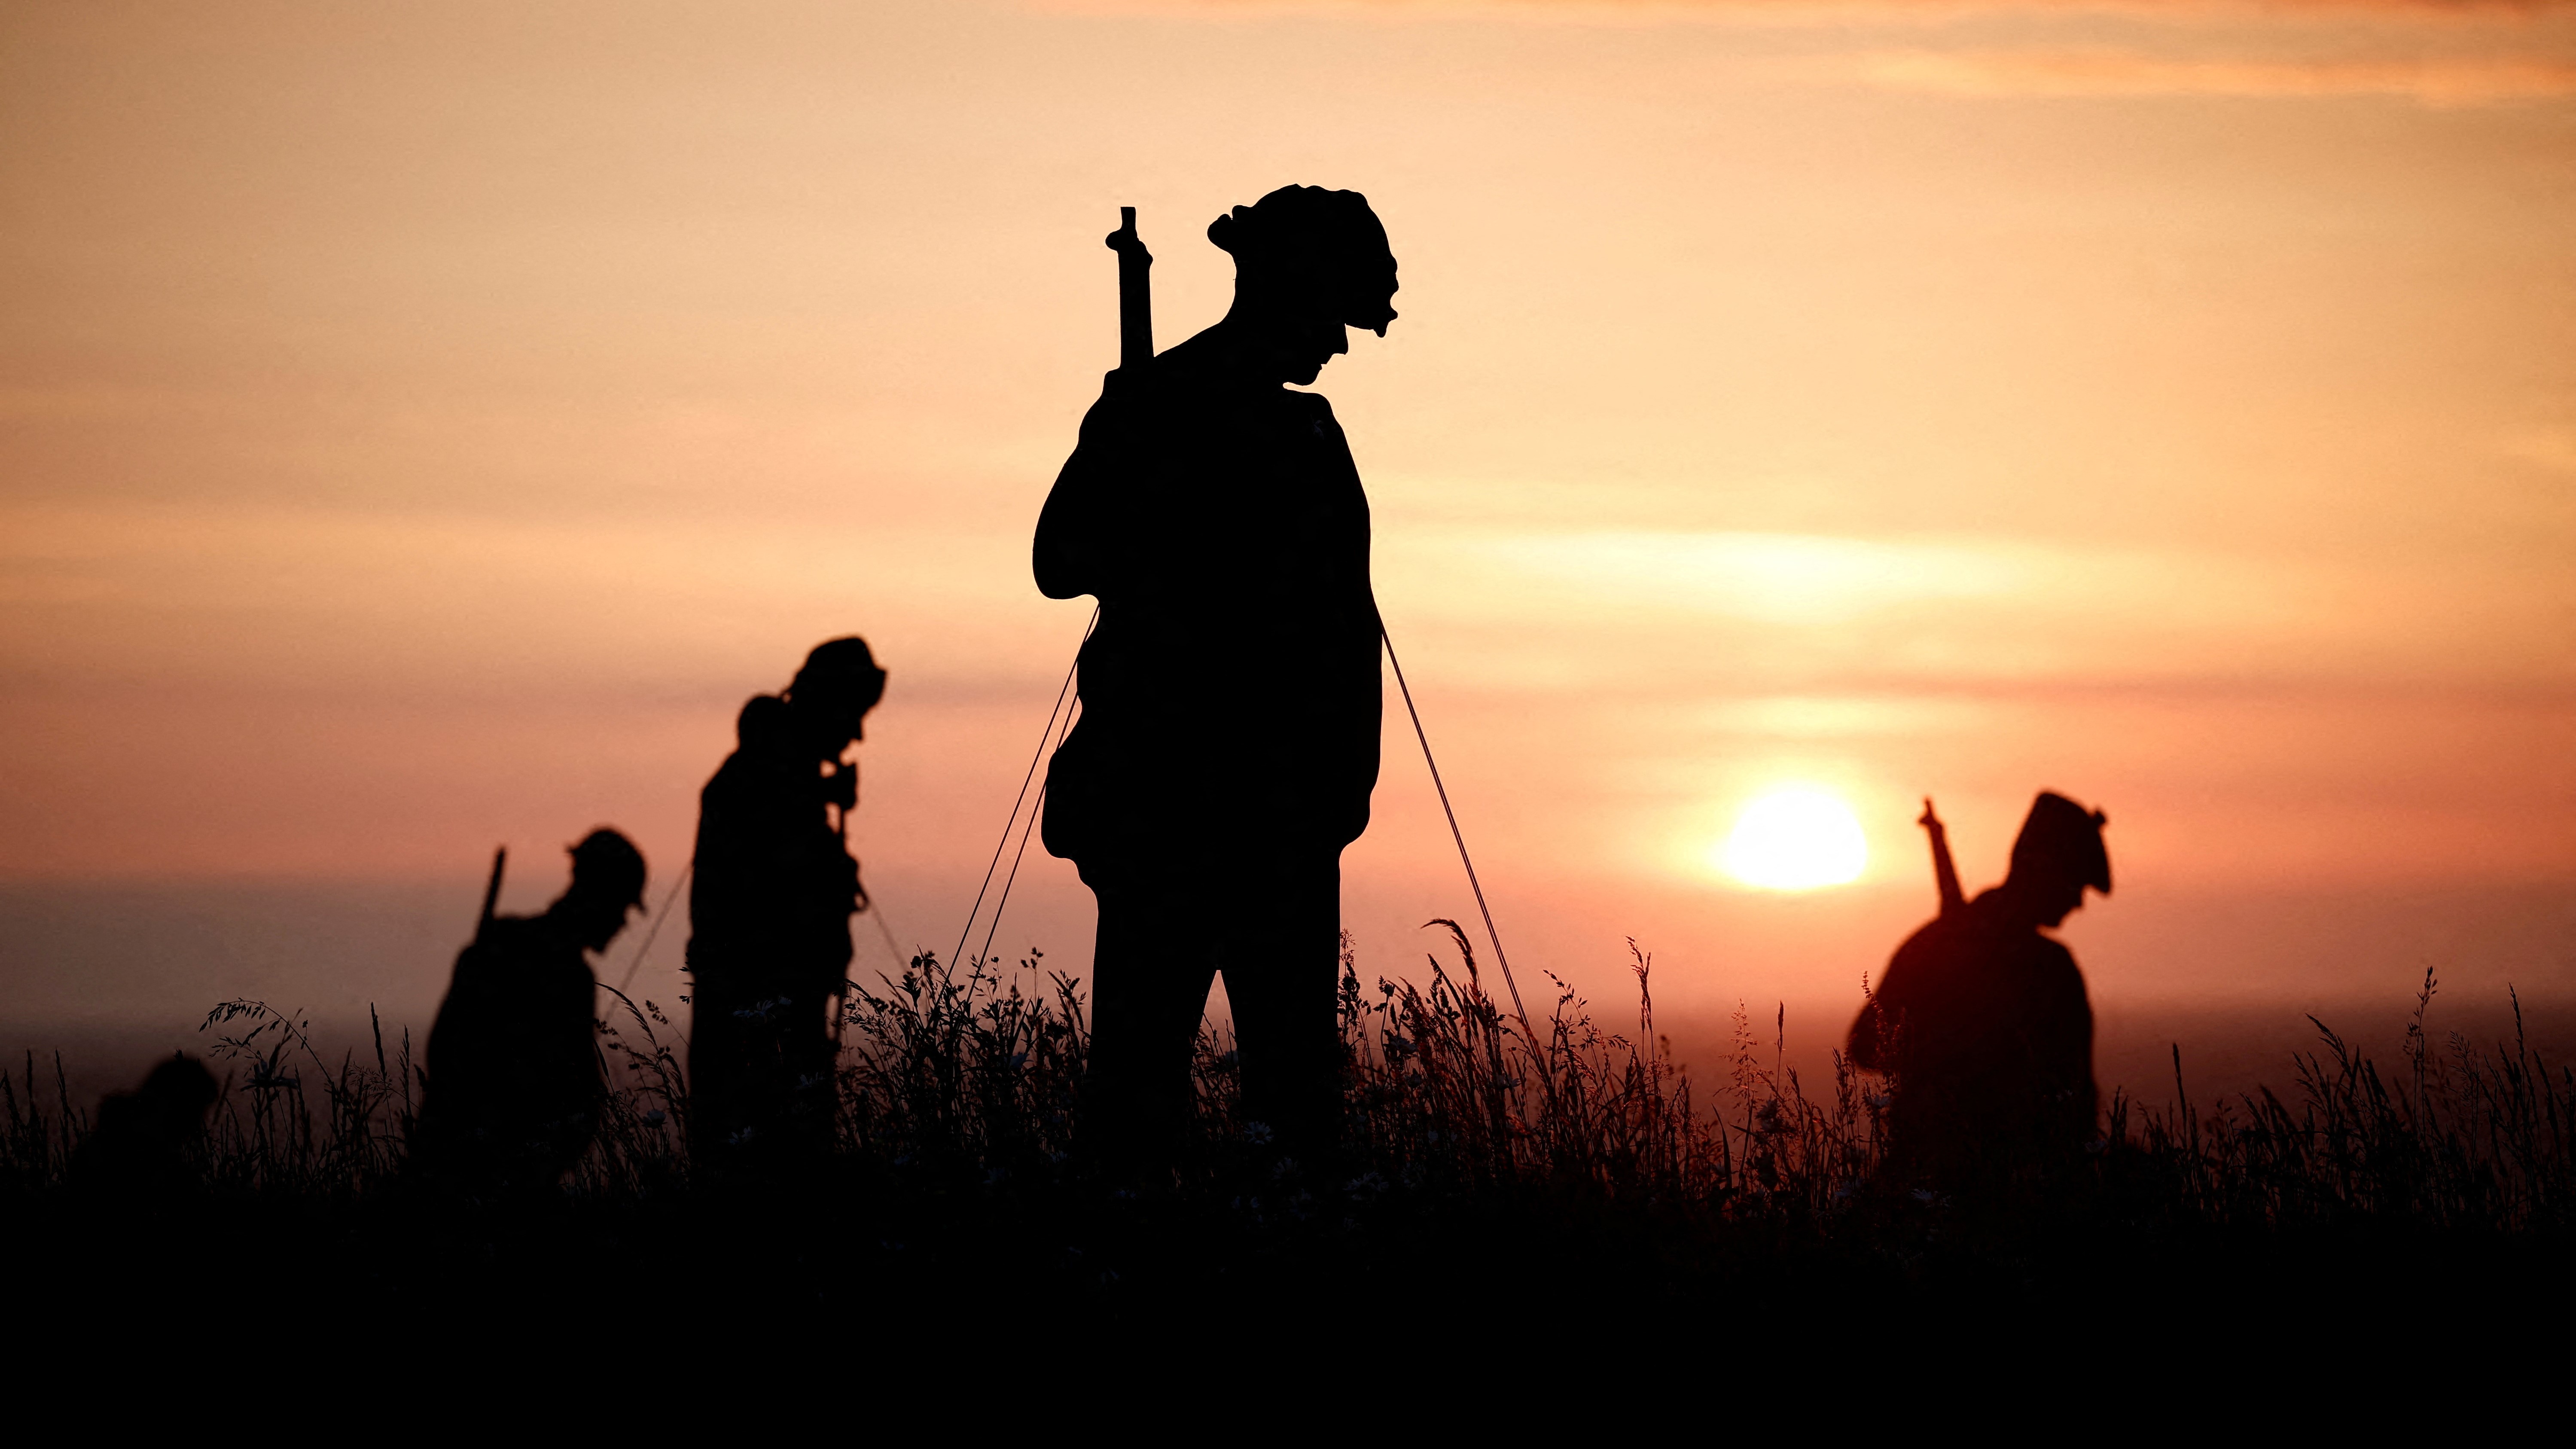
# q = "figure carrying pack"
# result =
<box><xmin>418</xmin><ymin>829</ymin><xmax>646</xmax><ymax>1196</ymax></box>
<box><xmin>1849</xmin><ymin>791</ymin><xmax>2110</xmax><ymax>1187</ymax></box>
<box><xmin>1036</xmin><ymin>186</ymin><xmax>1399</xmax><ymax>1172</ymax></box>
<box><xmin>685</xmin><ymin>637</ymin><xmax>884</xmax><ymax>1171</ymax></box>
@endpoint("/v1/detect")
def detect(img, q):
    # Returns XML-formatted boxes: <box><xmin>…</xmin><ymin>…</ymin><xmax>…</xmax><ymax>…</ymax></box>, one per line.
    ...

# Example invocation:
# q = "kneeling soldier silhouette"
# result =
<box><xmin>1848</xmin><ymin>792</ymin><xmax>2109</xmax><ymax>1187</ymax></box>
<box><xmin>73</xmin><ymin>1053</ymin><xmax>219</xmax><ymax>1199</ymax></box>
<box><xmin>418</xmin><ymin>829</ymin><xmax>645</xmax><ymax>1196</ymax></box>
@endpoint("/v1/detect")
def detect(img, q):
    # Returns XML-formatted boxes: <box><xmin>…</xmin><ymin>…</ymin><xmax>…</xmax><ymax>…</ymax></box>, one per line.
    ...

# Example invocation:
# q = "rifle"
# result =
<box><xmin>476</xmin><ymin>845</ymin><xmax>507</xmax><ymax>939</ymax></box>
<box><xmin>1106</xmin><ymin>206</ymin><xmax>1153</xmax><ymax>370</ymax></box>
<box><xmin>1918</xmin><ymin>799</ymin><xmax>1964</xmax><ymax>917</ymax></box>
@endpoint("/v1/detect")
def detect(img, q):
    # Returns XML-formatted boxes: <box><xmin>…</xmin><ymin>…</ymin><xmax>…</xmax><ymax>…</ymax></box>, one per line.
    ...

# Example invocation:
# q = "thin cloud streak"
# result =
<box><xmin>1852</xmin><ymin>48</ymin><xmax>2576</xmax><ymax>100</ymax></box>
<box><xmin>1066</xmin><ymin>0</ymin><xmax>2576</xmax><ymax>23</ymax></box>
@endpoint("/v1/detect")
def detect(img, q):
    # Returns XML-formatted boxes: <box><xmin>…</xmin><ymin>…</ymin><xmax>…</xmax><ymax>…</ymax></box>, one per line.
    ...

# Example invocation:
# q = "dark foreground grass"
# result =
<box><xmin>6</xmin><ymin>930</ymin><xmax>2573</xmax><ymax>1370</ymax></box>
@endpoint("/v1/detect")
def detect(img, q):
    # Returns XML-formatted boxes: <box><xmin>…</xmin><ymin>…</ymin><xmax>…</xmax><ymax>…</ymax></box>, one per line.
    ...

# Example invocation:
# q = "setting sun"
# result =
<box><xmin>1717</xmin><ymin>787</ymin><xmax>1869</xmax><ymax>891</ymax></box>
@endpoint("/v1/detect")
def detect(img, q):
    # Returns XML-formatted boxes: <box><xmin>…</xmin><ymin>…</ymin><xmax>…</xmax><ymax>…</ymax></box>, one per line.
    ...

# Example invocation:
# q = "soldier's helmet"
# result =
<box><xmin>567</xmin><ymin>828</ymin><xmax>648</xmax><ymax>911</ymax></box>
<box><xmin>2010</xmin><ymin>791</ymin><xmax>2111</xmax><ymax>896</ymax></box>
<box><xmin>787</xmin><ymin>636</ymin><xmax>887</xmax><ymax>739</ymax></box>
<box><xmin>1209</xmin><ymin>185</ymin><xmax>1399</xmax><ymax>336</ymax></box>
<box><xmin>135</xmin><ymin>1054</ymin><xmax>219</xmax><ymax>1122</ymax></box>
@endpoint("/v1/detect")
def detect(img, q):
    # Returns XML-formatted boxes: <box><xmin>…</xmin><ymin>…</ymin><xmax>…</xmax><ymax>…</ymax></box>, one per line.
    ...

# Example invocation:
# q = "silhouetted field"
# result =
<box><xmin>6</xmin><ymin>933</ymin><xmax>2572</xmax><ymax>1370</ymax></box>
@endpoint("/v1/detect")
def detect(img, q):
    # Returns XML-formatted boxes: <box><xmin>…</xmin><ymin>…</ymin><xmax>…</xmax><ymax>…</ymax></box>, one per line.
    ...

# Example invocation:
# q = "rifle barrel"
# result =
<box><xmin>1919</xmin><ymin>799</ymin><xmax>1965</xmax><ymax>916</ymax></box>
<box><xmin>1107</xmin><ymin>205</ymin><xmax>1153</xmax><ymax>371</ymax></box>
<box><xmin>478</xmin><ymin>845</ymin><xmax>508</xmax><ymax>934</ymax></box>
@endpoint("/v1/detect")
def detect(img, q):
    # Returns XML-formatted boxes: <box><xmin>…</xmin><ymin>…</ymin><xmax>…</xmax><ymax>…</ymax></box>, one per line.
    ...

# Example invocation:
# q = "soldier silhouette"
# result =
<box><xmin>72</xmin><ymin>1053</ymin><xmax>219</xmax><ymax>1197</ymax></box>
<box><xmin>1848</xmin><ymin>791</ymin><xmax>2109</xmax><ymax>1185</ymax></box>
<box><xmin>1036</xmin><ymin>186</ymin><xmax>1396</xmax><ymax>1171</ymax></box>
<box><xmin>685</xmin><ymin>637</ymin><xmax>884</xmax><ymax>1169</ymax></box>
<box><xmin>418</xmin><ymin>829</ymin><xmax>644</xmax><ymax>1195</ymax></box>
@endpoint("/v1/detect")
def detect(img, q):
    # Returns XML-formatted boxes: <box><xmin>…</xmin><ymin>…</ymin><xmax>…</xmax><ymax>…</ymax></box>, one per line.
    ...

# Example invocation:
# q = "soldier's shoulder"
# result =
<box><xmin>1090</xmin><ymin>357</ymin><xmax>1195</xmax><ymax>414</ymax></box>
<box><xmin>1892</xmin><ymin>912</ymin><xmax>1970</xmax><ymax>961</ymax></box>
<box><xmin>479</xmin><ymin>914</ymin><xmax>540</xmax><ymax>943</ymax></box>
<box><xmin>1283</xmin><ymin>387</ymin><xmax>1340</xmax><ymax>424</ymax></box>
<box><xmin>445</xmin><ymin>923</ymin><xmax>517</xmax><ymax>992</ymax></box>
<box><xmin>2026</xmin><ymin>931</ymin><xmax>2082</xmax><ymax>971</ymax></box>
<box><xmin>467</xmin><ymin>915</ymin><xmax>548</xmax><ymax>956</ymax></box>
<box><xmin>1070</xmin><ymin>374</ymin><xmax>1189</xmax><ymax>461</ymax></box>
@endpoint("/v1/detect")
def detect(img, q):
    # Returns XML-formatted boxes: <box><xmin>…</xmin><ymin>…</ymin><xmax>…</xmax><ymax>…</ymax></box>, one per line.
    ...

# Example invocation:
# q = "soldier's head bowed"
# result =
<box><xmin>559</xmin><ymin>827</ymin><xmax>648</xmax><ymax>950</ymax></box>
<box><xmin>1210</xmin><ymin>186</ymin><xmax>1398</xmax><ymax>334</ymax></box>
<box><xmin>2004</xmin><ymin>791</ymin><xmax>2110</xmax><ymax>927</ymax></box>
<box><xmin>1211</xmin><ymin>186</ymin><xmax>1398</xmax><ymax>384</ymax></box>
<box><xmin>786</xmin><ymin>636</ymin><xmax>887</xmax><ymax>750</ymax></box>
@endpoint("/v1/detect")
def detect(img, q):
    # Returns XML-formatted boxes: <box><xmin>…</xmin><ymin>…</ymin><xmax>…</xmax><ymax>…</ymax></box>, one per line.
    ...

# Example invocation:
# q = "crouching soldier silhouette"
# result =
<box><xmin>1036</xmin><ymin>186</ymin><xmax>1396</xmax><ymax>1173</ymax></box>
<box><xmin>686</xmin><ymin>638</ymin><xmax>884</xmax><ymax>1170</ymax></box>
<box><xmin>1849</xmin><ymin>792</ymin><xmax>2110</xmax><ymax>1187</ymax></box>
<box><xmin>418</xmin><ymin>830</ymin><xmax>645</xmax><ymax>1195</ymax></box>
<box><xmin>72</xmin><ymin>1053</ymin><xmax>219</xmax><ymax>1199</ymax></box>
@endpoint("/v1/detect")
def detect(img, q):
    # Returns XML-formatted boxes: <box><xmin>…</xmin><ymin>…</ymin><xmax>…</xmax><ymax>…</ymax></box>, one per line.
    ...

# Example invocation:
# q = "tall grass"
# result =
<box><xmin>2104</xmin><ymin>970</ymin><xmax>2576</xmax><ymax>1234</ymax></box>
<box><xmin>5</xmin><ymin>940</ymin><xmax>2571</xmax><ymax>1248</ymax></box>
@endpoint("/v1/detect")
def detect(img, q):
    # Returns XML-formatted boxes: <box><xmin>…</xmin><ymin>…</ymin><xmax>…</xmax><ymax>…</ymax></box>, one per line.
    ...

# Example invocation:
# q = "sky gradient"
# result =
<box><xmin>3</xmin><ymin>0</ymin><xmax>2571</xmax><ymax>1037</ymax></box>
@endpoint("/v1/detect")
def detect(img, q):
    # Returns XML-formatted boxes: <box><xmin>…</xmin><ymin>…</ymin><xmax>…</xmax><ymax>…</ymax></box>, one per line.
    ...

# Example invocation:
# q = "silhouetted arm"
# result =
<box><xmin>2035</xmin><ymin>944</ymin><xmax>2098</xmax><ymax>1125</ymax></box>
<box><xmin>1034</xmin><ymin>394</ymin><xmax>1134</xmax><ymax>601</ymax></box>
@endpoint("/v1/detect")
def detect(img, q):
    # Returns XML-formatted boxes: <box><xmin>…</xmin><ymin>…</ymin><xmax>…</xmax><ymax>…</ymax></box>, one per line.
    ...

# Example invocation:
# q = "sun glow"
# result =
<box><xmin>1717</xmin><ymin>786</ymin><xmax>1869</xmax><ymax>891</ymax></box>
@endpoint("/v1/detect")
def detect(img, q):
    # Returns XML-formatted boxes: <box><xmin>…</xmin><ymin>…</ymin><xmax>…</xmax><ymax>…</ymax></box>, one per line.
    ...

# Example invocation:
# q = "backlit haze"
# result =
<box><xmin>5</xmin><ymin>0</ymin><xmax>2573</xmax><ymax>1089</ymax></box>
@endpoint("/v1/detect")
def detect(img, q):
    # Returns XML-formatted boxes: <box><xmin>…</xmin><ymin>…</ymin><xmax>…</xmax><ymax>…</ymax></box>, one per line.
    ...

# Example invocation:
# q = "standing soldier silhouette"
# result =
<box><xmin>1036</xmin><ymin>186</ymin><xmax>1397</xmax><ymax>1171</ymax></box>
<box><xmin>1848</xmin><ymin>791</ymin><xmax>2110</xmax><ymax>1185</ymax></box>
<box><xmin>685</xmin><ymin>637</ymin><xmax>884</xmax><ymax>1169</ymax></box>
<box><xmin>418</xmin><ymin>829</ymin><xmax>646</xmax><ymax>1195</ymax></box>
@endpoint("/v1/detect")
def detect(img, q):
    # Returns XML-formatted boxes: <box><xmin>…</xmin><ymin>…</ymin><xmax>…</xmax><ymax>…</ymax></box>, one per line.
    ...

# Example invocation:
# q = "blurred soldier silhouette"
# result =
<box><xmin>1035</xmin><ymin>186</ymin><xmax>1396</xmax><ymax>1172</ymax></box>
<box><xmin>72</xmin><ymin>1053</ymin><xmax>219</xmax><ymax>1197</ymax></box>
<box><xmin>686</xmin><ymin>637</ymin><xmax>884</xmax><ymax>1170</ymax></box>
<box><xmin>1848</xmin><ymin>791</ymin><xmax>2109</xmax><ymax>1185</ymax></box>
<box><xmin>418</xmin><ymin>829</ymin><xmax>644</xmax><ymax>1195</ymax></box>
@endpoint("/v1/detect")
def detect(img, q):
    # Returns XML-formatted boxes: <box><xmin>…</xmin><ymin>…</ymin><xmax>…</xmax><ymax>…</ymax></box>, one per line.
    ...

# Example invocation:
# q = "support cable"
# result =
<box><xmin>615</xmin><ymin>863</ymin><xmax>693</xmax><ymax>997</ymax></box>
<box><xmin>974</xmin><ymin>689</ymin><xmax>1078</xmax><ymax>976</ymax></box>
<box><xmin>953</xmin><ymin>606</ymin><xmax>1098</xmax><ymax>972</ymax></box>
<box><xmin>1382</xmin><ymin>624</ymin><xmax>1535</xmax><ymax>1044</ymax></box>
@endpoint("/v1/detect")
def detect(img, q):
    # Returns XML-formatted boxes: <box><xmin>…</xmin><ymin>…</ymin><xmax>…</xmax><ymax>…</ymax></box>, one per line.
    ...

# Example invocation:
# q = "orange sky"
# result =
<box><xmin>3</xmin><ymin>0</ymin><xmax>2572</xmax><ymax>1022</ymax></box>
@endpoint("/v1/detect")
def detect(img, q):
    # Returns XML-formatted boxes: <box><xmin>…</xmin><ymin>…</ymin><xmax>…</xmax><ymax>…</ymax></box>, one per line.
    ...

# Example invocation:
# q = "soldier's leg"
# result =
<box><xmin>730</xmin><ymin>989</ymin><xmax>809</xmax><ymax>1165</ymax></box>
<box><xmin>782</xmin><ymin>995</ymin><xmax>841</xmax><ymax>1158</ymax></box>
<box><xmin>1084</xmin><ymin>867</ymin><xmax>1217</xmax><ymax>1174</ymax></box>
<box><xmin>1225</xmin><ymin>851</ymin><xmax>1343</xmax><ymax>1167</ymax></box>
<box><xmin>688</xmin><ymin>977</ymin><xmax>747</xmax><ymax>1163</ymax></box>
